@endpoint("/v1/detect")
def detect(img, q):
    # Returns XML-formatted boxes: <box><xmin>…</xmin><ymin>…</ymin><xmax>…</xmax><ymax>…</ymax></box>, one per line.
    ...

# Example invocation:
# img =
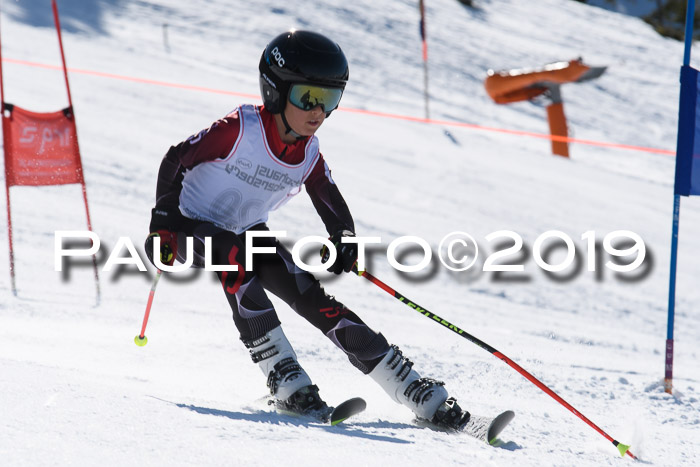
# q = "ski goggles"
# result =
<box><xmin>288</xmin><ymin>84</ymin><xmax>343</xmax><ymax>112</ymax></box>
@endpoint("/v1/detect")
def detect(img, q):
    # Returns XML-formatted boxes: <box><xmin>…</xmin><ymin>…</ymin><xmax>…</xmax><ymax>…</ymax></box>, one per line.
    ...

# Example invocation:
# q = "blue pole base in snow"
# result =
<box><xmin>664</xmin><ymin>338</ymin><xmax>674</xmax><ymax>394</ymax></box>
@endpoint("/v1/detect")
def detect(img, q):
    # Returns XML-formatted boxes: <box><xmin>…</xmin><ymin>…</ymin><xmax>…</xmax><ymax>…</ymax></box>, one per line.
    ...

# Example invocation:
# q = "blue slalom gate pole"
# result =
<box><xmin>665</xmin><ymin>0</ymin><xmax>696</xmax><ymax>395</ymax></box>
<box><xmin>666</xmin><ymin>196</ymin><xmax>680</xmax><ymax>393</ymax></box>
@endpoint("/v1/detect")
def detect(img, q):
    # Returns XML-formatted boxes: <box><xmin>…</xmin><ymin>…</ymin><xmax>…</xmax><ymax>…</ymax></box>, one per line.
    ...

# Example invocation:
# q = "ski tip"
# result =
<box><xmin>338</xmin><ymin>397</ymin><xmax>367</xmax><ymax>411</ymax></box>
<box><xmin>330</xmin><ymin>397</ymin><xmax>367</xmax><ymax>426</ymax></box>
<box><xmin>330</xmin><ymin>417</ymin><xmax>347</xmax><ymax>426</ymax></box>
<box><xmin>487</xmin><ymin>410</ymin><xmax>515</xmax><ymax>445</ymax></box>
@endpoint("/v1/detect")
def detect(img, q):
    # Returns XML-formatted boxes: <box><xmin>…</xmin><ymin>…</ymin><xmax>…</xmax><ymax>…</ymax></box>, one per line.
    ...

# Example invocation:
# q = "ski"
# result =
<box><xmin>417</xmin><ymin>409</ymin><xmax>515</xmax><ymax>445</ymax></box>
<box><xmin>329</xmin><ymin>397</ymin><xmax>367</xmax><ymax>425</ymax></box>
<box><xmin>462</xmin><ymin>410</ymin><xmax>515</xmax><ymax>445</ymax></box>
<box><xmin>269</xmin><ymin>396</ymin><xmax>366</xmax><ymax>426</ymax></box>
<box><xmin>486</xmin><ymin>410</ymin><xmax>515</xmax><ymax>444</ymax></box>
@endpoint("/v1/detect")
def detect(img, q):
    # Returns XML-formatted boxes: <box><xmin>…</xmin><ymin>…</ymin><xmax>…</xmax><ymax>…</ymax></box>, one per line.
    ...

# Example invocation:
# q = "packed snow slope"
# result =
<box><xmin>1</xmin><ymin>0</ymin><xmax>699</xmax><ymax>466</ymax></box>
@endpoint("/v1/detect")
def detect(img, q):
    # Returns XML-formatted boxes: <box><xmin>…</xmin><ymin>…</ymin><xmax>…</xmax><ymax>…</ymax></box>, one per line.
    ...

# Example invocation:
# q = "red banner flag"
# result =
<box><xmin>2</xmin><ymin>105</ymin><xmax>84</xmax><ymax>187</ymax></box>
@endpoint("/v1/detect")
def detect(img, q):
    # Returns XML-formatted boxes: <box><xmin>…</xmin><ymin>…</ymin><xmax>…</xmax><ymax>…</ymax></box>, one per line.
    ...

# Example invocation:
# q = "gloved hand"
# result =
<box><xmin>321</xmin><ymin>230</ymin><xmax>357</xmax><ymax>274</ymax></box>
<box><xmin>145</xmin><ymin>230</ymin><xmax>178</xmax><ymax>267</ymax></box>
<box><xmin>145</xmin><ymin>207</ymin><xmax>181</xmax><ymax>268</ymax></box>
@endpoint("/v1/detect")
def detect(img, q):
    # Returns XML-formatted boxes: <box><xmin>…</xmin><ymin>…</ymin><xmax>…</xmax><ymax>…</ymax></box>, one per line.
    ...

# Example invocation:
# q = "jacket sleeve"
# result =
<box><xmin>305</xmin><ymin>154</ymin><xmax>355</xmax><ymax>236</ymax></box>
<box><xmin>151</xmin><ymin>112</ymin><xmax>241</xmax><ymax>231</ymax></box>
<box><xmin>153</xmin><ymin>144</ymin><xmax>186</xmax><ymax>218</ymax></box>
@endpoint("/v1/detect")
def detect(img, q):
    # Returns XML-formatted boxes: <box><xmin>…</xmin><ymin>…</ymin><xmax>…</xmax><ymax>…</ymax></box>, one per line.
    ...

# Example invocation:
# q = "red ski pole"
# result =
<box><xmin>357</xmin><ymin>269</ymin><xmax>636</xmax><ymax>459</ymax></box>
<box><xmin>134</xmin><ymin>270</ymin><xmax>162</xmax><ymax>346</ymax></box>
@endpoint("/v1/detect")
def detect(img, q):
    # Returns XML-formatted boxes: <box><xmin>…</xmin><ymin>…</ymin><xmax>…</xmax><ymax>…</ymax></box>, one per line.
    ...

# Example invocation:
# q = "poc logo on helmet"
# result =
<box><xmin>270</xmin><ymin>46</ymin><xmax>285</xmax><ymax>67</ymax></box>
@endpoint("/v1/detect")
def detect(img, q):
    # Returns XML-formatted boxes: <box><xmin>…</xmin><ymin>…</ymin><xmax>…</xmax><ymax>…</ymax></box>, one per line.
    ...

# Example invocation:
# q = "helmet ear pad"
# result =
<box><xmin>259</xmin><ymin>75</ymin><xmax>286</xmax><ymax>114</ymax></box>
<box><xmin>259</xmin><ymin>52</ymin><xmax>290</xmax><ymax>114</ymax></box>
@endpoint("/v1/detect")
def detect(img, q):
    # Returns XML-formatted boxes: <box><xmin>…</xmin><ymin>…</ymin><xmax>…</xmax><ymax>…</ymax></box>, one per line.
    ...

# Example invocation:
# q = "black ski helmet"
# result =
<box><xmin>259</xmin><ymin>30</ymin><xmax>349</xmax><ymax>116</ymax></box>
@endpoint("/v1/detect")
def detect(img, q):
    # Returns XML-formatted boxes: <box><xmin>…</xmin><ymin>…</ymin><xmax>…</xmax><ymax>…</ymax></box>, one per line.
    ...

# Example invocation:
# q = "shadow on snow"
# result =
<box><xmin>2</xmin><ymin>0</ymin><xmax>128</xmax><ymax>35</ymax></box>
<box><xmin>176</xmin><ymin>402</ymin><xmax>411</xmax><ymax>444</ymax></box>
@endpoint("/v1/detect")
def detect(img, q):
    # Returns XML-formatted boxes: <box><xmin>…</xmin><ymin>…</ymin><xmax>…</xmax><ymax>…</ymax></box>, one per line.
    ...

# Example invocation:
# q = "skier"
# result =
<box><xmin>145</xmin><ymin>29</ymin><xmax>471</xmax><ymax>429</ymax></box>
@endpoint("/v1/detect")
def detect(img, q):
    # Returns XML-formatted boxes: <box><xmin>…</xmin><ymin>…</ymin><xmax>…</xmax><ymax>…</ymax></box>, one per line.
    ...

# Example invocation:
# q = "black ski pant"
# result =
<box><xmin>177</xmin><ymin>219</ymin><xmax>390</xmax><ymax>374</ymax></box>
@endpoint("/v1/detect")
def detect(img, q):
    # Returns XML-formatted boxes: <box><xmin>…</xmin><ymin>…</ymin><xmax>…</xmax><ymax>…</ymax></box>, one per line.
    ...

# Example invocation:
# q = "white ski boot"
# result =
<box><xmin>369</xmin><ymin>345</ymin><xmax>452</xmax><ymax>421</ymax></box>
<box><xmin>244</xmin><ymin>326</ymin><xmax>330</xmax><ymax>419</ymax></box>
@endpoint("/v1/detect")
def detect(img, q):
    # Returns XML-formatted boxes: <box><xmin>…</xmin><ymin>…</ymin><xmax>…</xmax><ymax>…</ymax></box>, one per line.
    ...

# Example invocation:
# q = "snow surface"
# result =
<box><xmin>1</xmin><ymin>0</ymin><xmax>699</xmax><ymax>466</ymax></box>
